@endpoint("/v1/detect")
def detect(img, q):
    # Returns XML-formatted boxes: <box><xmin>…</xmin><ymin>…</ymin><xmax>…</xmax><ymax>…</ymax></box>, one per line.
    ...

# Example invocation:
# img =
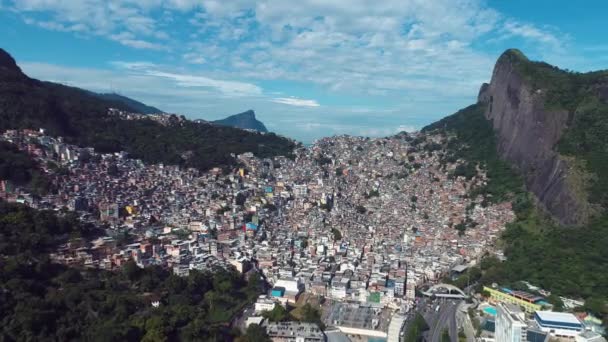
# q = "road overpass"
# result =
<box><xmin>422</xmin><ymin>283</ymin><xmax>469</xmax><ymax>299</ymax></box>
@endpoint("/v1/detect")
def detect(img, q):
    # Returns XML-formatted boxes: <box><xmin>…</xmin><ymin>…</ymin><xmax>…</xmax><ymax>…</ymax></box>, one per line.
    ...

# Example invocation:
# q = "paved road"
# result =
<box><xmin>429</xmin><ymin>300</ymin><xmax>459</xmax><ymax>342</ymax></box>
<box><xmin>421</xmin><ymin>299</ymin><xmax>460</xmax><ymax>342</ymax></box>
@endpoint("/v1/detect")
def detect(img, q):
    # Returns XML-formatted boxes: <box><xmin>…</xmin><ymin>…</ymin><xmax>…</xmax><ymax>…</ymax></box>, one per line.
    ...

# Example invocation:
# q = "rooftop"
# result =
<box><xmin>266</xmin><ymin>321</ymin><xmax>325</xmax><ymax>339</ymax></box>
<box><xmin>534</xmin><ymin>311</ymin><xmax>581</xmax><ymax>325</ymax></box>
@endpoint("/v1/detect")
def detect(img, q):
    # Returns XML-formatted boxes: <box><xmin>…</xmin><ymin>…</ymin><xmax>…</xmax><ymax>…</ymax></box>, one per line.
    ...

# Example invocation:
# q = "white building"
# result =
<box><xmin>274</xmin><ymin>278</ymin><xmax>301</xmax><ymax>294</ymax></box>
<box><xmin>496</xmin><ymin>303</ymin><xmax>527</xmax><ymax>342</ymax></box>
<box><xmin>254</xmin><ymin>295</ymin><xmax>277</xmax><ymax>313</ymax></box>
<box><xmin>294</xmin><ymin>184</ymin><xmax>308</xmax><ymax>197</ymax></box>
<box><xmin>534</xmin><ymin>311</ymin><xmax>584</xmax><ymax>339</ymax></box>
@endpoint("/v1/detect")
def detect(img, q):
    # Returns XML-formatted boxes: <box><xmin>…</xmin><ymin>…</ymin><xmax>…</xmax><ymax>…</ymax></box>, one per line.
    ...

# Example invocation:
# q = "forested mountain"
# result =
<box><xmin>0</xmin><ymin>48</ymin><xmax>295</xmax><ymax>171</ymax></box>
<box><xmin>423</xmin><ymin>50</ymin><xmax>608</xmax><ymax>318</ymax></box>
<box><xmin>213</xmin><ymin>110</ymin><xmax>269</xmax><ymax>132</ymax></box>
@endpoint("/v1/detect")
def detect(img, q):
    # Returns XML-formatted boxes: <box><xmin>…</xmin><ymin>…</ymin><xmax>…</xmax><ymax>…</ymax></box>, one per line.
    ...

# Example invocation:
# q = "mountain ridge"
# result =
<box><xmin>0</xmin><ymin>48</ymin><xmax>295</xmax><ymax>171</ymax></box>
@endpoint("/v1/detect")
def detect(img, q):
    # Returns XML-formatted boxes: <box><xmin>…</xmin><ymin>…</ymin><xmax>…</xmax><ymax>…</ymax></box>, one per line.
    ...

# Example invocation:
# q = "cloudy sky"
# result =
<box><xmin>1</xmin><ymin>0</ymin><xmax>607</xmax><ymax>143</ymax></box>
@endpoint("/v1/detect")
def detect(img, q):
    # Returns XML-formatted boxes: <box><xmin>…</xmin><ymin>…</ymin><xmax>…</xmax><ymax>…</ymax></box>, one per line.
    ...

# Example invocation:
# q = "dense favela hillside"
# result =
<box><xmin>423</xmin><ymin>50</ymin><xmax>608</xmax><ymax>314</ymax></box>
<box><xmin>0</xmin><ymin>48</ymin><xmax>295</xmax><ymax>171</ymax></box>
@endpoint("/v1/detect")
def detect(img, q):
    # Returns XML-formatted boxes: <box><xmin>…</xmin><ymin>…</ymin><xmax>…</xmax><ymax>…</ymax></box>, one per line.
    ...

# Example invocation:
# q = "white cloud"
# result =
<box><xmin>7</xmin><ymin>0</ymin><xmax>578</xmax><ymax>142</ymax></box>
<box><xmin>272</xmin><ymin>97</ymin><xmax>320</xmax><ymax>107</ymax></box>
<box><xmin>501</xmin><ymin>20</ymin><xmax>563</xmax><ymax>49</ymax></box>
<box><xmin>110</xmin><ymin>32</ymin><xmax>166</xmax><ymax>50</ymax></box>
<box><xmin>142</xmin><ymin>70</ymin><xmax>262</xmax><ymax>96</ymax></box>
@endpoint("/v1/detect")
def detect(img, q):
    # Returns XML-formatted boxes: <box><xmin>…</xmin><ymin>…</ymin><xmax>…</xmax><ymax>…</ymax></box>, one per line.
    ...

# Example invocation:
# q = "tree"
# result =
<box><xmin>122</xmin><ymin>259</ymin><xmax>142</xmax><ymax>281</ymax></box>
<box><xmin>240</xmin><ymin>324</ymin><xmax>271</xmax><ymax>342</ymax></box>
<box><xmin>405</xmin><ymin>313</ymin><xmax>429</xmax><ymax>342</ymax></box>
<box><xmin>262</xmin><ymin>305</ymin><xmax>289</xmax><ymax>322</ymax></box>
<box><xmin>548</xmin><ymin>294</ymin><xmax>565</xmax><ymax>311</ymax></box>
<box><xmin>300</xmin><ymin>304</ymin><xmax>325</xmax><ymax>330</ymax></box>
<box><xmin>331</xmin><ymin>228</ymin><xmax>342</xmax><ymax>241</ymax></box>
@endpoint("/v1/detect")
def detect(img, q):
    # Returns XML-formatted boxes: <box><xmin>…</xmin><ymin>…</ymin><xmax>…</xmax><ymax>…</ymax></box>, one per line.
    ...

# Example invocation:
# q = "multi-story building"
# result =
<box><xmin>534</xmin><ymin>311</ymin><xmax>583</xmax><ymax>339</ymax></box>
<box><xmin>496</xmin><ymin>303</ymin><xmax>527</xmax><ymax>342</ymax></box>
<box><xmin>484</xmin><ymin>286</ymin><xmax>543</xmax><ymax>314</ymax></box>
<box><xmin>254</xmin><ymin>295</ymin><xmax>277</xmax><ymax>313</ymax></box>
<box><xmin>394</xmin><ymin>279</ymin><xmax>405</xmax><ymax>298</ymax></box>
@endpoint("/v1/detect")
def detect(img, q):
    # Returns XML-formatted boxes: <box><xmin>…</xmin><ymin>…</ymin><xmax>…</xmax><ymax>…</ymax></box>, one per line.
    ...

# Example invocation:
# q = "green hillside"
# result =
<box><xmin>423</xmin><ymin>65</ymin><xmax>608</xmax><ymax>323</ymax></box>
<box><xmin>0</xmin><ymin>141</ymin><xmax>52</xmax><ymax>195</ymax></box>
<box><xmin>0</xmin><ymin>200</ymin><xmax>262</xmax><ymax>341</ymax></box>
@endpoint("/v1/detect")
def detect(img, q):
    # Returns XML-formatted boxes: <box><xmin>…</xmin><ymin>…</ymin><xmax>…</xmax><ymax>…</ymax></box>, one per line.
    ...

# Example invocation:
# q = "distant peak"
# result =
<box><xmin>0</xmin><ymin>48</ymin><xmax>23</xmax><ymax>74</ymax></box>
<box><xmin>238</xmin><ymin>109</ymin><xmax>256</xmax><ymax>118</ymax></box>
<box><xmin>499</xmin><ymin>48</ymin><xmax>529</xmax><ymax>63</ymax></box>
<box><xmin>212</xmin><ymin>110</ymin><xmax>268</xmax><ymax>132</ymax></box>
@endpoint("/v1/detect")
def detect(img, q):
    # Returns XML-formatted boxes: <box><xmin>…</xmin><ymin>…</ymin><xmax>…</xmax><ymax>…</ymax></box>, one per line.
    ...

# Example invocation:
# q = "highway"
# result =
<box><xmin>401</xmin><ymin>296</ymin><xmax>461</xmax><ymax>342</ymax></box>
<box><xmin>425</xmin><ymin>300</ymin><xmax>459</xmax><ymax>342</ymax></box>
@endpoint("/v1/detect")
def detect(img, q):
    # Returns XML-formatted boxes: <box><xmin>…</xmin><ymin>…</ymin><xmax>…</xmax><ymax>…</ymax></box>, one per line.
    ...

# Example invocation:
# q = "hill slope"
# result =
<box><xmin>212</xmin><ymin>110</ymin><xmax>268</xmax><ymax>132</ymax></box>
<box><xmin>93</xmin><ymin>92</ymin><xmax>163</xmax><ymax>114</ymax></box>
<box><xmin>0</xmin><ymin>48</ymin><xmax>295</xmax><ymax>171</ymax></box>
<box><xmin>423</xmin><ymin>49</ymin><xmax>608</xmax><ymax>307</ymax></box>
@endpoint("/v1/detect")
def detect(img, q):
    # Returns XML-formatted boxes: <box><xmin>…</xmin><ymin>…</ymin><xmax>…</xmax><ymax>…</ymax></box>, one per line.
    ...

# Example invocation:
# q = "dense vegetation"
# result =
<box><xmin>502</xmin><ymin>49</ymin><xmax>608</xmax><ymax>112</ymax></box>
<box><xmin>262</xmin><ymin>302</ymin><xmax>325</xmax><ymax>329</ymax></box>
<box><xmin>422</xmin><ymin>103</ymin><xmax>526</xmax><ymax>204</ymax></box>
<box><xmin>0</xmin><ymin>141</ymin><xmax>52</xmax><ymax>195</ymax></box>
<box><xmin>423</xmin><ymin>102</ymin><xmax>608</xmax><ymax>325</ymax></box>
<box><xmin>0</xmin><ymin>48</ymin><xmax>295</xmax><ymax>172</ymax></box>
<box><xmin>558</xmin><ymin>96</ymin><xmax>608</xmax><ymax>209</ymax></box>
<box><xmin>0</xmin><ymin>201</ymin><xmax>263</xmax><ymax>341</ymax></box>
<box><xmin>404</xmin><ymin>313</ymin><xmax>429</xmax><ymax>342</ymax></box>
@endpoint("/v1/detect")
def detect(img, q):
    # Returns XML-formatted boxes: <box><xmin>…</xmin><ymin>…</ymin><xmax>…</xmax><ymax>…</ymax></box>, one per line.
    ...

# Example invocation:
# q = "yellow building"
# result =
<box><xmin>483</xmin><ymin>287</ymin><xmax>542</xmax><ymax>314</ymax></box>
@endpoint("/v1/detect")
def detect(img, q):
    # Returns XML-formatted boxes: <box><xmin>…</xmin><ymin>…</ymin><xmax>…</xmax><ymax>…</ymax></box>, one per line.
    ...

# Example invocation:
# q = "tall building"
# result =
<box><xmin>293</xmin><ymin>184</ymin><xmax>308</xmax><ymax>197</ymax></box>
<box><xmin>394</xmin><ymin>278</ymin><xmax>405</xmax><ymax>298</ymax></box>
<box><xmin>496</xmin><ymin>303</ymin><xmax>527</xmax><ymax>342</ymax></box>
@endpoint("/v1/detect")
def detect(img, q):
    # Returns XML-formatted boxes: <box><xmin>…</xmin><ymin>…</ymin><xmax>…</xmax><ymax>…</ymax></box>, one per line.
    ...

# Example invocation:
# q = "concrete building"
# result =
<box><xmin>496</xmin><ymin>303</ymin><xmax>527</xmax><ymax>342</ymax></box>
<box><xmin>254</xmin><ymin>295</ymin><xmax>277</xmax><ymax>313</ymax></box>
<box><xmin>274</xmin><ymin>278</ymin><xmax>302</xmax><ymax>294</ymax></box>
<box><xmin>534</xmin><ymin>311</ymin><xmax>583</xmax><ymax>339</ymax></box>
<box><xmin>387</xmin><ymin>314</ymin><xmax>406</xmax><ymax>342</ymax></box>
<box><xmin>266</xmin><ymin>321</ymin><xmax>325</xmax><ymax>342</ymax></box>
<box><xmin>484</xmin><ymin>287</ymin><xmax>542</xmax><ymax>314</ymax></box>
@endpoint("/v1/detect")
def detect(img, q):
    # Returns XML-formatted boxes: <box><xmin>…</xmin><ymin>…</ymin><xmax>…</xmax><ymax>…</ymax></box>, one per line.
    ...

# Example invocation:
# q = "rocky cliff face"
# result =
<box><xmin>479</xmin><ymin>50</ymin><xmax>587</xmax><ymax>225</ymax></box>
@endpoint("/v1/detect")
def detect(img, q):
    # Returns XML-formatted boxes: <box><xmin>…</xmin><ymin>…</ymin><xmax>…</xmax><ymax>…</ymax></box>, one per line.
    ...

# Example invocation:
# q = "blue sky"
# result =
<box><xmin>1</xmin><ymin>0</ymin><xmax>607</xmax><ymax>143</ymax></box>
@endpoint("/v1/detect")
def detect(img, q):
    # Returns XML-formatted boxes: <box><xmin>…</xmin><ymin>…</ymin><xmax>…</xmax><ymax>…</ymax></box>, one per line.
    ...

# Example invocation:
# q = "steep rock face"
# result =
<box><xmin>480</xmin><ymin>50</ymin><xmax>585</xmax><ymax>225</ymax></box>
